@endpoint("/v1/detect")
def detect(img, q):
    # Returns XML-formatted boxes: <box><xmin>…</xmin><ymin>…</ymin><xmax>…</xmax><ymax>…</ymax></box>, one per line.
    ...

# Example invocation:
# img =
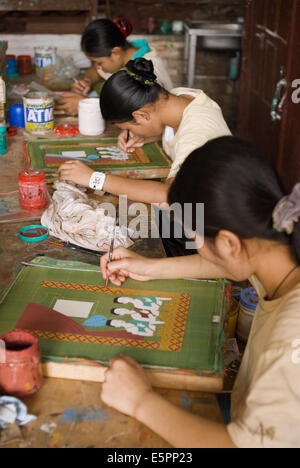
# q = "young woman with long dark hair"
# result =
<box><xmin>59</xmin><ymin>19</ymin><xmax>173</xmax><ymax>115</ymax></box>
<box><xmin>99</xmin><ymin>136</ymin><xmax>300</xmax><ymax>448</ymax></box>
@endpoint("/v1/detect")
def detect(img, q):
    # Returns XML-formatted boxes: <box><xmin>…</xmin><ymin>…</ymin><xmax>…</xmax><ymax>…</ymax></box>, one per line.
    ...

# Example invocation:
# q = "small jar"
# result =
<box><xmin>237</xmin><ymin>287</ymin><xmax>259</xmax><ymax>342</ymax></box>
<box><xmin>0</xmin><ymin>331</ymin><xmax>42</xmax><ymax>398</ymax></box>
<box><xmin>6</xmin><ymin>54</ymin><xmax>19</xmax><ymax>78</ymax></box>
<box><xmin>18</xmin><ymin>170</ymin><xmax>47</xmax><ymax>210</ymax></box>
<box><xmin>17</xmin><ymin>55</ymin><xmax>33</xmax><ymax>75</ymax></box>
<box><xmin>0</xmin><ymin>124</ymin><xmax>7</xmax><ymax>156</ymax></box>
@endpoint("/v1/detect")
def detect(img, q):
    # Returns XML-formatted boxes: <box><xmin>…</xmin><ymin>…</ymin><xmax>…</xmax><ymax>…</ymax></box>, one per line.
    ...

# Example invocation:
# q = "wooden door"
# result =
<box><xmin>237</xmin><ymin>0</ymin><xmax>300</xmax><ymax>190</ymax></box>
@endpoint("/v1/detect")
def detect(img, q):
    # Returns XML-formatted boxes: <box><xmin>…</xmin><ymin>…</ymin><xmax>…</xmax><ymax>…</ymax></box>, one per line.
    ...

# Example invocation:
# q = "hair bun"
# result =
<box><xmin>114</xmin><ymin>18</ymin><xmax>133</xmax><ymax>38</ymax></box>
<box><xmin>126</xmin><ymin>58</ymin><xmax>157</xmax><ymax>86</ymax></box>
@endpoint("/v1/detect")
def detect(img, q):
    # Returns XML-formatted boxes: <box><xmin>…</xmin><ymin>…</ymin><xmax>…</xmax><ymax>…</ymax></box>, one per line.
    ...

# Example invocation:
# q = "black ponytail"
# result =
<box><xmin>168</xmin><ymin>136</ymin><xmax>300</xmax><ymax>264</ymax></box>
<box><xmin>81</xmin><ymin>19</ymin><xmax>131</xmax><ymax>58</ymax></box>
<box><xmin>100</xmin><ymin>58</ymin><xmax>169</xmax><ymax>122</ymax></box>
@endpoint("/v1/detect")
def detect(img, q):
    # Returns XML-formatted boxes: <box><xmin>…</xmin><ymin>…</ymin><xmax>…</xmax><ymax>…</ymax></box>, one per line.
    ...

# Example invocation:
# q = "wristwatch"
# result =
<box><xmin>89</xmin><ymin>171</ymin><xmax>107</xmax><ymax>191</ymax></box>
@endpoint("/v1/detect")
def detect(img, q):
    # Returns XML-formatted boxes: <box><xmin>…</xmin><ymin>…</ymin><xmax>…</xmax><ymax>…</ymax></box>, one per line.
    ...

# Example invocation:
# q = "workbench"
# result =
<box><xmin>0</xmin><ymin>86</ymin><xmax>226</xmax><ymax>448</ymax></box>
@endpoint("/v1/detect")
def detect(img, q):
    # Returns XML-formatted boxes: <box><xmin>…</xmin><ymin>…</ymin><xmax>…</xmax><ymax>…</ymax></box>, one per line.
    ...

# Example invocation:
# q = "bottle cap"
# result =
<box><xmin>18</xmin><ymin>170</ymin><xmax>45</xmax><ymax>183</ymax></box>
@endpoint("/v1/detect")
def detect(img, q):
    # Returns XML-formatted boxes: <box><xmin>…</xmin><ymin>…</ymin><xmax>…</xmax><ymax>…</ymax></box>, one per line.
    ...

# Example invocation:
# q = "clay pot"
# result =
<box><xmin>0</xmin><ymin>331</ymin><xmax>42</xmax><ymax>398</ymax></box>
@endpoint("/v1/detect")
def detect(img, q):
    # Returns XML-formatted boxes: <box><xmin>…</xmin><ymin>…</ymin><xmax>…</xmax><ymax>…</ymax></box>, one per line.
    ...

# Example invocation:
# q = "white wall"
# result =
<box><xmin>0</xmin><ymin>34</ymin><xmax>89</xmax><ymax>67</ymax></box>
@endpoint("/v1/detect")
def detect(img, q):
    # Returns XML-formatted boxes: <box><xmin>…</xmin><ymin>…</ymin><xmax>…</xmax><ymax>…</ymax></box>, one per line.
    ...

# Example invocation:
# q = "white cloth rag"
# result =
<box><xmin>41</xmin><ymin>181</ymin><xmax>133</xmax><ymax>252</ymax></box>
<box><xmin>0</xmin><ymin>396</ymin><xmax>36</xmax><ymax>429</ymax></box>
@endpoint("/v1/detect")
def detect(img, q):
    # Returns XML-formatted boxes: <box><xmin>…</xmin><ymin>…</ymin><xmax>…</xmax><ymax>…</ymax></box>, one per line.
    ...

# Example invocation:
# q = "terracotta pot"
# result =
<box><xmin>0</xmin><ymin>331</ymin><xmax>42</xmax><ymax>398</ymax></box>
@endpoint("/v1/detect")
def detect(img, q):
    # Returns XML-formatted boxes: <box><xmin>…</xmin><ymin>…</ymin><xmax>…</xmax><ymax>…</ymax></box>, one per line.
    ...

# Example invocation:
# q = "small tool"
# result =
<box><xmin>48</xmin><ymin>239</ymin><xmax>101</xmax><ymax>256</ymax></box>
<box><xmin>106</xmin><ymin>206</ymin><xmax>119</xmax><ymax>287</ymax></box>
<box><xmin>45</xmin><ymin>154</ymin><xmax>99</xmax><ymax>161</ymax></box>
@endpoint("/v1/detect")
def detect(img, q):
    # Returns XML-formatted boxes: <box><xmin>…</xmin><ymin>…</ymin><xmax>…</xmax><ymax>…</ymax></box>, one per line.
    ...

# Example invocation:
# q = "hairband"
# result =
<box><xmin>273</xmin><ymin>183</ymin><xmax>300</xmax><ymax>235</ymax></box>
<box><xmin>125</xmin><ymin>67</ymin><xmax>156</xmax><ymax>86</ymax></box>
<box><xmin>114</xmin><ymin>18</ymin><xmax>133</xmax><ymax>38</ymax></box>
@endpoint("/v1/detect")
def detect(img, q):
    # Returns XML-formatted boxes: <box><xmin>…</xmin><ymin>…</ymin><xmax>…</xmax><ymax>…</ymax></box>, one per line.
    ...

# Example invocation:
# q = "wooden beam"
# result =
<box><xmin>42</xmin><ymin>360</ymin><xmax>224</xmax><ymax>392</ymax></box>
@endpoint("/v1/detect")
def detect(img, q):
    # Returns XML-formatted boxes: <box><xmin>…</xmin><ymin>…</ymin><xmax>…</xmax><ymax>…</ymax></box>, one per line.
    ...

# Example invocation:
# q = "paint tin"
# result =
<box><xmin>9</xmin><ymin>103</ymin><xmax>25</xmax><ymax>128</ymax></box>
<box><xmin>237</xmin><ymin>287</ymin><xmax>259</xmax><ymax>342</ymax></box>
<box><xmin>78</xmin><ymin>98</ymin><xmax>105</xmax><ymax>136</ymax></box>
<box><xmin>17</xmin><ymin>55</ymin><xmax>33</xmax><ymax>75</ymax></box>
<box><xmin>18</xmin><ymin>170</ymin><xmax>47</xmax><ymax>210</ymax></box>
<box><xmin>0</xmin><ymin>123</ymin><xmax>7</xmax><ymax>155</ymax></box>
<box><xmin>34</xmin><ymin>46</ymin><xmax>56</xmax><ymax>72</ymax></box>
<box><xmin>0</xmin><ymin>331</ymin><xmax>42</xmax><ymax>398</ymax></box>
<box><xmin>6</xmin><ymin>54</ymin><xmax>19</xmax><ymax>78</ymax></box>
<box><xmin>23</xmin><ymin>92</ymin><xmax>54</xmax><ymax>134</ymax></box>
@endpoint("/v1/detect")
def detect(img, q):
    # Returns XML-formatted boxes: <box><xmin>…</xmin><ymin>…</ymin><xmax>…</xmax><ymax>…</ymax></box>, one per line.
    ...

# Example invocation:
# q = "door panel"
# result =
<box><xmin>237</xmin><ymin>0</ymin><xmax>299</xmax><ymax>190</ymax></box>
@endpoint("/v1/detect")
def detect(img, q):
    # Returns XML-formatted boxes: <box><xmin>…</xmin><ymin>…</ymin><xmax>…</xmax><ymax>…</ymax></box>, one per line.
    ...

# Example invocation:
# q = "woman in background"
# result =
<box><xmin>59</xmin><ymin>18</ymin><xmax>173</xmax><ymax>115</ymax></box>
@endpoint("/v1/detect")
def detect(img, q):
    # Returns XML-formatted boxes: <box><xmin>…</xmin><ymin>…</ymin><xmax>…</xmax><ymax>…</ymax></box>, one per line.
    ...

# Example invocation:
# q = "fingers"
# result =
<box><xmin>108</xmin><ymin>354</ymin><xmax>140</xmax><ymax>371</ymax></box>
<box><xmin>72</xmin><ymin>80</ymin><xmax>90</xmax><ymax>96</ymax></box>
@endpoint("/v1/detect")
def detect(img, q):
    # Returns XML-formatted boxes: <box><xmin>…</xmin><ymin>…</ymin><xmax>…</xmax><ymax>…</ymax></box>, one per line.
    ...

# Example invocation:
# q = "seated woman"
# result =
<box><xmin>58</xmin><ymin>58</ymin><xmax>231</xmax><ymax>205</ymax></box>
<box><xmin>58</xmin><ymin>18</ymin><xmax>173</xmax><ymax>115</ymax></box>
<box><xmin>100</xmin><ymin>136</ymin><xmax>300</xmax><ymax>448</ymax></box>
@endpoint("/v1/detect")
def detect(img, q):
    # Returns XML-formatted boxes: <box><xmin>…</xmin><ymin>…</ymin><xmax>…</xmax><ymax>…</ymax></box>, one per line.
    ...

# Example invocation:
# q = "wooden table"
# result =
<box><xmin>0</xmin><ymin>115</ymin><xmax>225</xmax><ymax>449</ymax></box>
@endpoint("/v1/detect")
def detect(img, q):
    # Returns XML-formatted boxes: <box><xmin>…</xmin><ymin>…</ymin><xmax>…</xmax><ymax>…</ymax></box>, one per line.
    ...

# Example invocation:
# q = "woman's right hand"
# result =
<box><xmin>71</xmin><ymin>78</ymin><xmax>91</xmax><ymax>96</ymax></box>
<box><xmin>100</xmin><ymin>247</ymin><xmax>155</xmax><ymax>286</ymax></box>
<box><xmin>118</xmin><ymin>130</ymin><xmax>145</xmax><ymax>153</ymax></box>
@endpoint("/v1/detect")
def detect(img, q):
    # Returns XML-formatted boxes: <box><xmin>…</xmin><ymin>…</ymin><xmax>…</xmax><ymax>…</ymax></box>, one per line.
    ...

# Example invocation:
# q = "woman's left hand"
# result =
<box><xmin>101</xmin><ymin>355</ymin><xmax>153</xmax><ymax>417</ymax></box>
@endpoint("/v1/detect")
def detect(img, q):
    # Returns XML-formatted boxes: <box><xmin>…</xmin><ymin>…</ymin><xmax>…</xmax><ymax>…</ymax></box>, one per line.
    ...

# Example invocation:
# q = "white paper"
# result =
<box><xmin>61</xmin><ymin>151</ymin><xmax>87</xmax><ymax>158</ymax></box>
<box><xmin>53</xmin><ymin>299</ymin><xmax>94</xmax><ymax>318</ymax></box>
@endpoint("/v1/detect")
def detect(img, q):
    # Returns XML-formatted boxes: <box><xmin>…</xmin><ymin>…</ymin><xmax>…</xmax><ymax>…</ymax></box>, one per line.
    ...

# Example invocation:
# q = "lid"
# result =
<box><xmin>17</xmin><ymin>55</ymin><xmax>32</xmax><ymax>61</ymax></box>
<box><xmin>19</xmin><ymin>170</ymin><xmax>45</xmax><ymax>182</ymax></box>
<box><xmin>240</xmin><ymin>287</ymin><xmax>259</xmax><ymax>311</ymax></box>
<box><xmin>54</xmin><ymin>124</ymin><xmax>79</xmax><ymax>136</ymax></box>
<box><xmin>6</xmin><ymin>54</ymin><xmax>16</xmax><ymax>60</ymax></box>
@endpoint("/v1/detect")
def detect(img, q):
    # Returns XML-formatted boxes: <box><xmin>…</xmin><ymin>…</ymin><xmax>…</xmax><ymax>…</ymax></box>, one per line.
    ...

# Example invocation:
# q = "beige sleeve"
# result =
<box><xmin>227</xmin><ymin>344</ymin><xmax>300</xmax><ymax>448</ymax></box>
<box><xmin>167</xmin><ymin>108</ymin><xmax>231</xmax><ymax>180</ymax></box>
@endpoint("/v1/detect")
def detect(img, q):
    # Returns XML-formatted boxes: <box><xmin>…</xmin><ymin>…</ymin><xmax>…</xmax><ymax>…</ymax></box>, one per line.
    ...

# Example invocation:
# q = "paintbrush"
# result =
<box><xmin>49</xmin><ymin>239</ymin><xmax>101</xmax><ymax>256</ymax></box>
<box><xmin>105</xmin><ymin>205</ymin><xmax>119</xmax><ymax>287</ymax></box>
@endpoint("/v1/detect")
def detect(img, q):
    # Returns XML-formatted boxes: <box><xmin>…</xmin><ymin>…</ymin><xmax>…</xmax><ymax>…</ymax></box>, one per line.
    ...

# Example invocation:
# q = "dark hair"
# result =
<box><xmin>168</xmin><ymin>136</ymin><xmax>300</xmax><ymax>264</ymax></box>
<box><xmin>100</xmin><ymin>58</ymin><xmax>169</xmax><ymax>123</ymax></box>
<box><xmin>81</xmin><ymin>19</ymin><xmax>132</xmax><ymax>57</ymax></box>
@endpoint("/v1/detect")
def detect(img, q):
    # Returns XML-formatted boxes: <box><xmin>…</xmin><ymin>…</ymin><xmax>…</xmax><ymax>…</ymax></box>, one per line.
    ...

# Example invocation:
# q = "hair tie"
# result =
<box><xmin>273</xmin><ymin>183</ymin><xmax>300</xmax><ymax>235</ymax></box>
<box><xmin>125</xmin><ymin>59</ymin><xmax>157</xmax><ymax>87</ymax></box>
<box><xmin>125</xmin><ymin>67</ymin><xmax>155</xmax><ymax>86</ymax></box>
<box><xmin>114</xmin><ymin>18</ymin><xmax>133</xmax><ymax>37</ymax></box>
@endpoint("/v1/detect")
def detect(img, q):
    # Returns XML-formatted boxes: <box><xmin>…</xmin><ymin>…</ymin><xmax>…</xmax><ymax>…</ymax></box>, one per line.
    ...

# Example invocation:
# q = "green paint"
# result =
<box><xmin>25</xmin><ymin>137</ymin><xmax>171</xmax><ymax>174</ymax></box>
<box><xmin>0</xmin><ymin>257</ymin><xmax>226</xmax><ymax>375</ymax></box>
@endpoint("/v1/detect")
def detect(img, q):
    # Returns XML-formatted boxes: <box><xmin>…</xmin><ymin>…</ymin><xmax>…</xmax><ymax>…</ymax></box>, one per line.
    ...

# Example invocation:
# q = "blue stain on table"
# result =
<box><xmin>59</xmin><ymin>408</ymin><xmax>109</xmax><ymax>424</ymax></box>
<box><xmin>180</xmin><ymin>392</ymin><xmax>192</xmax><ymax>409</ymax></box>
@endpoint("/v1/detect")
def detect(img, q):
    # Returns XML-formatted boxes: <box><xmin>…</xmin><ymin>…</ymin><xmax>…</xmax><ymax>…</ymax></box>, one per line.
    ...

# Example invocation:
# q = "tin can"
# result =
<box><xmin>18</xmin><ymin>170</ymin><xmax>47</xmax><ymax>210</ymax></box>
<box><xmin>0</xmin><ymin>123</ymin><xmax>7</xmax><ymax>155</ymax></box>
<box><xmin>17</xmin><ymin>55</ymin><xmax>33</xmax><ymax>75</ymax></box>
<box><xmin>237</xmin><ymin>287</ymin><xmax>259</xmax><ymax>342</ymax></box>
<box><xmin>23</xmin><ymin>92</ymin><xmax>54</xmax><ymax>134</ymax></box>
<box><xmin>34</xmin><ymin>46</ymin><xmax>56</xmax><ymax>72</ymax></box>
<box><xmin>0</xmin><ymin>331</ymin><xmax>42</xmax><ymax>398</ymax></box>
<box><xmin>6</xmin><ymin>54</ymin><xmax>19</xmax><ymax>78</ymax></box>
